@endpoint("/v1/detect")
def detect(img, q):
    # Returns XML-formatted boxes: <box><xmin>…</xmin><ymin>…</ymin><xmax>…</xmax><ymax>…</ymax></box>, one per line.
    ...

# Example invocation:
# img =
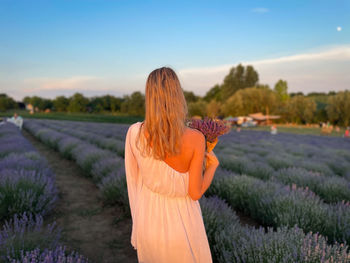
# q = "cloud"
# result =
<box><xmin>3</xmin><ymin>74</ymin><xmax>145</xmax><ymax>100</ymax></box>
<box><xmin>23</xmin><ymin>76</ymin><xmax>103</xmax><ymax>92</ymax></box>
<box><xmin>246</xmin><ymin>45</ymin><xmax>350</xmax><ymax>65</ymax></box>
<box><xmin>178</xmin><ymin>45</ymin><xmax>350</xmax><ymax>95</ymax></box>
<box><xmin>251</xmin><ymin>8</ymin><xmax>269</xmax><ymax>13</ymax></box>
<box><xmin>4</xmin><ymin>45</ymin><xmax>350</xmax><ymax>101</ymax></box>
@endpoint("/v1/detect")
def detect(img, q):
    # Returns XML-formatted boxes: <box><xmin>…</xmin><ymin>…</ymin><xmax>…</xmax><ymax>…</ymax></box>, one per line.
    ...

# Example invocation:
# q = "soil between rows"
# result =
<box><xmin>22</xmin><ymin>129</ymin><xmax>138</xmax><ymax>263</ymax></box>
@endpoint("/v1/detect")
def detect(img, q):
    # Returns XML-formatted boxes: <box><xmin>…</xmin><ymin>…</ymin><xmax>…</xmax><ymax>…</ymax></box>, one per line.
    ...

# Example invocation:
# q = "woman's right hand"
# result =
<box><xmin>205</xmin><ymin>150</ymin><xmax>219</xmax><ymax>169</ymax></box>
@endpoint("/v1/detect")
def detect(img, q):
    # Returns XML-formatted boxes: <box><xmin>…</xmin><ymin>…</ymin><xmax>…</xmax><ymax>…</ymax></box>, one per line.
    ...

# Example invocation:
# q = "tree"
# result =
<box><xmin>221</xmin><ymin>92</ymin><xmax>243</xmax><ymax>117</ymax></box>
<box><xmin>203</xmin><ymin>84</ymin><xmax>221</xmax><ymax>102</ymax></box>
<box><xmin>188</xmin><ymin>100</ymin><xmax>207</xmax><ymax>118</ymax></box>
<box><xmin>220</xmin><ymin>64</ymin><xmax>259</xmax><ymax>101</ymax></box>
<box><xmin>183</xmin><ymin>90</ymin><xmax>199</xmax><ymax>104</ymax></box>
<box><xmin>274</xmin><ymin>79</ymin><xmax>289</xmax><ymax>102</ymax></box>
<box><xmin>206</xmin><ymin>99</ymin><xmax>221</xmax><ymax>118</ymax></box>
<box><xmin>0</xmin><ymin>94</ymin><xmax>17</xmax><ymax>112</ymax></box>
<box><xmin>245</xmin><ymin>65</ymin><xmax>260</xmax><ymax>88</ymax></box>
<box><xmin>22</xmin><ymin>96</ymin><xmax>52</xmax><ymax>111</ymax></box>
<box><xmin>67</xmin><ymin>93</ymin><xmax>89</xmax><ymax>113</ymax></box>
<box><xmin>89</xmin><ymin>97</ymin><xmax>104</xmax><ymax>113</ymax></box>
<box><xmin>290</xmin><ymin>92</ymin><xmax>304</xmax><ymax>97</ymax></box>
<box><xmin>326</xmin><ymin>91</ymin><xmax>350</xmax><ymax>127</ymax></box>
<box><xmin>23</xmin><ymin>96</ymin><xmax>32</xmax><ymax>105</ymax></box>
<box><xmin>222</xmin><ymin>86</ymin><xmax>278</xmax><ymax>117</ymax></box>
<box><xmin>38</xmin><ymin>98</ymin><xmax>53</xmax><ymax>111</ymax></box>
<box><xmin>286</xmin><ymin>96</ymin><xmax>316</xmax><ymax>124</ymax></box>
<box><xmin>307</xmin><ymin>92</ymin><xmax>329</xmax><ymax>123</ymax></box>
<box><xmin>90</xmin><ymin>95</ymin><xmax>124</xmax><ymax>113</ymax></box>
<box><xmin>99</xmin><ymin>95</ymin><xmax>116</xmax><ymax>111</ymax></box>
<box><xmin>120</xmin><ymin>91</ymin><xmax>145</xmax><ymax>116</ymax></box>
<box><xmin>110</xmin><ymin>97</ymin><xmax>124</xmax><ymax>112</ymax></box>
<box><xmin>53</xmin><ymin>96</ymin><xmax>69</xmax><ymax>112</ymax></box>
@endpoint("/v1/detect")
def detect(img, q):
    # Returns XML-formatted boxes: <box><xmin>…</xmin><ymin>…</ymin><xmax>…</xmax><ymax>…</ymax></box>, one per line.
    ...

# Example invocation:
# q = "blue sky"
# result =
<box><xmin>1</xmin><ymin>0</ymin><xmax>349</xmax><ymax>100</ymax></box>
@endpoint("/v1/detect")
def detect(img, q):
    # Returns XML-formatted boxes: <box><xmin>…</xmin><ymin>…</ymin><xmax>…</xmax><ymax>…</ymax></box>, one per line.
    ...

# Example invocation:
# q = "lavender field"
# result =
<box><xmin>0</xmin><ymin>122</ymin><xmax>87</xmax><ymax>262</ymax></box>
<box><xmin>8</xmin><ymin>118</ymin><xmax>347</xmax><ymax>262</ymax></box>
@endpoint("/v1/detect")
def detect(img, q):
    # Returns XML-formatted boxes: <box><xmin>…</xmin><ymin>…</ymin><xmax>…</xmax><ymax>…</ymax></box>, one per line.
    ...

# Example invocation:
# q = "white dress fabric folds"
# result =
<box><xmin>124</xmin><ymin>122</ymin><xmax>212</xmax><ymax>263</ymax></box>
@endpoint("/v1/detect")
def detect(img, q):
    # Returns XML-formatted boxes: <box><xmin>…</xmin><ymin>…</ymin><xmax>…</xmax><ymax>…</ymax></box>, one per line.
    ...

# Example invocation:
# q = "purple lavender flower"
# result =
<box><xmin>8</xmin><ymin>246</ymin><xmax>88</xmax><ymax>263</ymax></box>
<box><xmin>187</xmin><ymin>117</ymin><xmax>230</xmax><ymax>143</ymax></box>
<box><xmin>91</xmin><ymin>156</ymin><xmax>124</xmax><ymax>183</ymax></box>
<box><xmin>98</xmin><ymin>170</ymin><xmax>128</xmax><ymax>209</ymax></box>
<box><xmin>0</xmin><ymin>153</ymin><xmax>50</xmax><ymax>174</ymax></box>
<box><xmin>0</xmin><ymin>123</ymin><xmax>35</xmax><ymax>158</ymax></box>
<box><xmin>0</xmin><ymin>212</ymin><xmax>61</xmax><ymax>261</ymax></box>
<box><xmin>0</xmin><ymin>169</ymin><xmax>58</xmax><ymax>220</ymax></box>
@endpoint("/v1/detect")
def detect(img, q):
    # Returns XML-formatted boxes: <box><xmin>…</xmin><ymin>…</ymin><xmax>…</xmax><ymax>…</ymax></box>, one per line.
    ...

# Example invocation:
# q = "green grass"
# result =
<box><xmin>0</xmin><ymin>110</ymin><xmax>143</xmax><ymax>124</ymax></box>
<box><xmin>242</xmin><ymin>125</ymin><xmax>346</xmax><ymax>137</ymax></box>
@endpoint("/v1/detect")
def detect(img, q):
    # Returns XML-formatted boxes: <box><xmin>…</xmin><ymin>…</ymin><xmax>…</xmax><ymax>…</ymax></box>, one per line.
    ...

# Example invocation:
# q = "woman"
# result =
<box><xmin>125</xmin><ymin>67</ymin><xmax>219</xmax><ymax>263</ymax></box>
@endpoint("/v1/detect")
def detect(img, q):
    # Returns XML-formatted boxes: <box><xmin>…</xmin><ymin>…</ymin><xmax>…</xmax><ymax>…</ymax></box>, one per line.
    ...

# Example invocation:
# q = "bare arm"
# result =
<box><xmin>188</xmin><ymin>131</ymin><xmax>219</xmax><ymax>201</ymax></box>
<box><xmin>200</xmin><ymin>151</ymin><xmax>219</xmax><ymax>196</ymax></box>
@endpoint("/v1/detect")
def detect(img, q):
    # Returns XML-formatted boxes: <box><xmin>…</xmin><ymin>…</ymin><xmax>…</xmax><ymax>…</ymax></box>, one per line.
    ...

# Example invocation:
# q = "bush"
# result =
<box><xmin>273</xmin><ymin>167</ymin><xmax>350</xmax><ymax>203</ymax></box>
<box><xmin>0</xmin><ymin>124</ymin><xmax>35</xmax><ymax>158</ymax></box>
<box><xmin>208</xmin><ymin>171</ymin><xmax>350</xmax><ymax>245</ymax></box>
<box><xmin>57</xmin><ymin>137</ymin><xmax>81</xmax><ymax>159</ymax></box>
<box><xmin>214</xmin><ymin>224</ymin><xmax>350</xmax><ymax>263</ymax></box>
<box><xmin>218</xmin><ymin>154</ymin><xmax>273</xmax><ymax>181</ymax></box>
<box><xmin>98</xmin><ymin>170</ymin><xmax>128</xmax><ymax>211</ymax></box>
<box><xmin>0</xmin><ymin>213</ymin><xmax>61</xmax><ymax>262</ymax></box>
<box><xmin>199</xmin><ymin>196</ymin><xmax>240</xmax><ymax>257</ymax></box>
<box><xmin>91</xmin><ymin>156</ymin><xmax>124</xmax><ymax>183</ymax></box>
<box><xmin>200</xmin><ymin>195</ymin><xmax>350</xmax><ymax>263</ymax></box>
<box><xmin>0</xmin><ymin>169</ymin><xmax>58</xmax><ymax>220</ymax></box>
<box><xmin>71</xmin><ymin>144</ymin><xmax>111</xmax><ymax>174</ymax></box>
<box><xmin>0</xmin><ymin>153</ymin><xmax>49</xmax><ymax>173</ymax></box>
<box><xmin>8</xmin><ymin>246</ymin><xmax>88</xmax><ymax>263</ymax></box>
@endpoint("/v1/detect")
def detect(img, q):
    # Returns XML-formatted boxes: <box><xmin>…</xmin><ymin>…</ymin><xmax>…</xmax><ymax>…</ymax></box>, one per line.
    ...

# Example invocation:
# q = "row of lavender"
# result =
<box><xmin>0</xmin><ymin>123</ymin><xmax>87</xmax><ymax>262</ymax></box>
<box><xmin>23</xmin><ymin>119</ymin><xmax>350</xmax><ymax>262</ymax></box>
<box><xmin>217</xmin><ymin>130</ymin><xmax>350</xmax><ymax>182</ymax></box>
<box><xmin>27</xmin><ymin>119</ymin><xmax>128</xmax><ymax>158</ymax></box>
<box><xmin>23</xmin><ymin>120</ymin><xmax>129</xmax><ymax>209</ymax></box>
<box><xmin>32</xmin><ymin>119</ymin><xmax>350</xmax><ymax>203</ymax></box>
<box><xmin>28</xmin><ymin>120</ymin><xmax>350</xmax><ymax>227</ymax></box>
<box><xmin>24</xmin><ymin>121</ymin><xmax>350</xmax><ymax>236</ymax></box>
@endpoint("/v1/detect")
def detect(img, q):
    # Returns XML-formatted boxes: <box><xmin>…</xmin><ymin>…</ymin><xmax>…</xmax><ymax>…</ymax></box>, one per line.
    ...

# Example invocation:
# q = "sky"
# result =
<box><xmin>1</xmin><ymin>0</ymin><xmax>349</xmax><ymax>101</ymax></box>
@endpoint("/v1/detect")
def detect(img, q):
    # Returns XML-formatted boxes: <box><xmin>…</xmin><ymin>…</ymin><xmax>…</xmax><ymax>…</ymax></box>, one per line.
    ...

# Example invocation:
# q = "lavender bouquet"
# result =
<box><xmin>187</xmin><ymin>117</ymin><xmax>230</xmax><ymax>153</ymax></box>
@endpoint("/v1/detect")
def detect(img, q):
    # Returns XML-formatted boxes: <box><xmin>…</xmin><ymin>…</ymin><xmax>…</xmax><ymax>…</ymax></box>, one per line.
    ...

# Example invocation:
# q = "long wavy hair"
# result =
<box><xmin>136</xmin><ymin>67</ymin><xmax>188</xmax><ymax>160</ymax></box>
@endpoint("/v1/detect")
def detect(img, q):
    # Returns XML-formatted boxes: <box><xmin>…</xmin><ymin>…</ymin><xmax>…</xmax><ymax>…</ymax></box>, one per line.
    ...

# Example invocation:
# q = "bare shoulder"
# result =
<box><xmin>130</xmin><ymin>121</ymin><xmax>143</xmax><ymax>130</ymax></box>
<box><xmin>127</xmin><ymin>122</ymin><xmax>142</xmax><ymax>136</ymax></box>
<box><xmin>184</xmin><ymin>127</ymin><xmax>205</xmax><ymax>144</ymax></box>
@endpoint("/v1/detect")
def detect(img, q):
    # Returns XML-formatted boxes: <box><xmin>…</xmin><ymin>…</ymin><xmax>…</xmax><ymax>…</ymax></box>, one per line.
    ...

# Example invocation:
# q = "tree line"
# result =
<box><xmin>1</xmin><ymin>64</ymin><xmax>349</xmax><ymax>126</ymax></box>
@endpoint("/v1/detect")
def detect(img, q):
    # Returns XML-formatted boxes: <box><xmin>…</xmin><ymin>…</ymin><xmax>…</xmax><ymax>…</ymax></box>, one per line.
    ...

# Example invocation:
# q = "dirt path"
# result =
<box><xmin>22</xmin><ymin>129</ymin><xmax>138</xmax><ymax>263</ymax></box>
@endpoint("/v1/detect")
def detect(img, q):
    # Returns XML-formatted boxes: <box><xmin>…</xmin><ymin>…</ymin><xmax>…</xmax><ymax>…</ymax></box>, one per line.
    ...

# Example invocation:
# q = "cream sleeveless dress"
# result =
<box><xmin>124</xmin><ymin>122</ymin><xmax>212</xmax><ymax>263</ymax></box>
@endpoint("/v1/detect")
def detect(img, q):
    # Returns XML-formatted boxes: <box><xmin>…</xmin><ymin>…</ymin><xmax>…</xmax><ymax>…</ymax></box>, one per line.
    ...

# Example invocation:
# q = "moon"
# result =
<box><xmin>337</xmin><ymin>26</ymin><xmax>342</xmax><ymax>31</ymax></box>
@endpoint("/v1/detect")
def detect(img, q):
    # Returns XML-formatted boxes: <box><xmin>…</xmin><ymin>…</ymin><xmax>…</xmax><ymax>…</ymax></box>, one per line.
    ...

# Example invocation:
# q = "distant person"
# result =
<box><xmin>271</xmin><ymin>125</ymin><xmax>278</xmax><ymax>135</ymax></box>
<box><xmin>7</xmin><ymin>112</ymin><xmax>23</xmax><ymax>130</ymax></box>
<box><xmin>345</xmin><ymin>127</ymin><xmax>350</xmax><ymax>138</ymax></box>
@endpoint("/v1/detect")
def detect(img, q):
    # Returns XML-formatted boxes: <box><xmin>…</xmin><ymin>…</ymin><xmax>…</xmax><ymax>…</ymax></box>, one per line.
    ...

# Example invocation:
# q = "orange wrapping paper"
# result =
<box><xmin>203</xmin><ymin>138</ymin><xmax>218</xmax><ymax>171</ymax></box>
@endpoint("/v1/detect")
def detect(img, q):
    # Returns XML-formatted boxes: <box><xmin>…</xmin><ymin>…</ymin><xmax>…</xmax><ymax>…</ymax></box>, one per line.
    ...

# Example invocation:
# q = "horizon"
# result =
<box><xmin>1</xmin><ymin>0</ymin><xmax>349</xmax><ymax>101</ymax></box>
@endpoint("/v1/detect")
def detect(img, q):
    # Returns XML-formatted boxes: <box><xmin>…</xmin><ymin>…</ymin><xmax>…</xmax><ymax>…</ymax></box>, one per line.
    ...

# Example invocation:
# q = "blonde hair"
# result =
<box><xmin>136</xmin><ymin>67</ymin><xmax>188</xmax><ymax>160</ymax></box>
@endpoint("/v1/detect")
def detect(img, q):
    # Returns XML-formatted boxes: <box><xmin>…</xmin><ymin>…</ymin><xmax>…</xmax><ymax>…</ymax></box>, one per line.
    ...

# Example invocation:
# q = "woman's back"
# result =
<box><xmin>142</xmin><ymin>122</ymin><xmax>204</xmax><ymax>174</ymax></box>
